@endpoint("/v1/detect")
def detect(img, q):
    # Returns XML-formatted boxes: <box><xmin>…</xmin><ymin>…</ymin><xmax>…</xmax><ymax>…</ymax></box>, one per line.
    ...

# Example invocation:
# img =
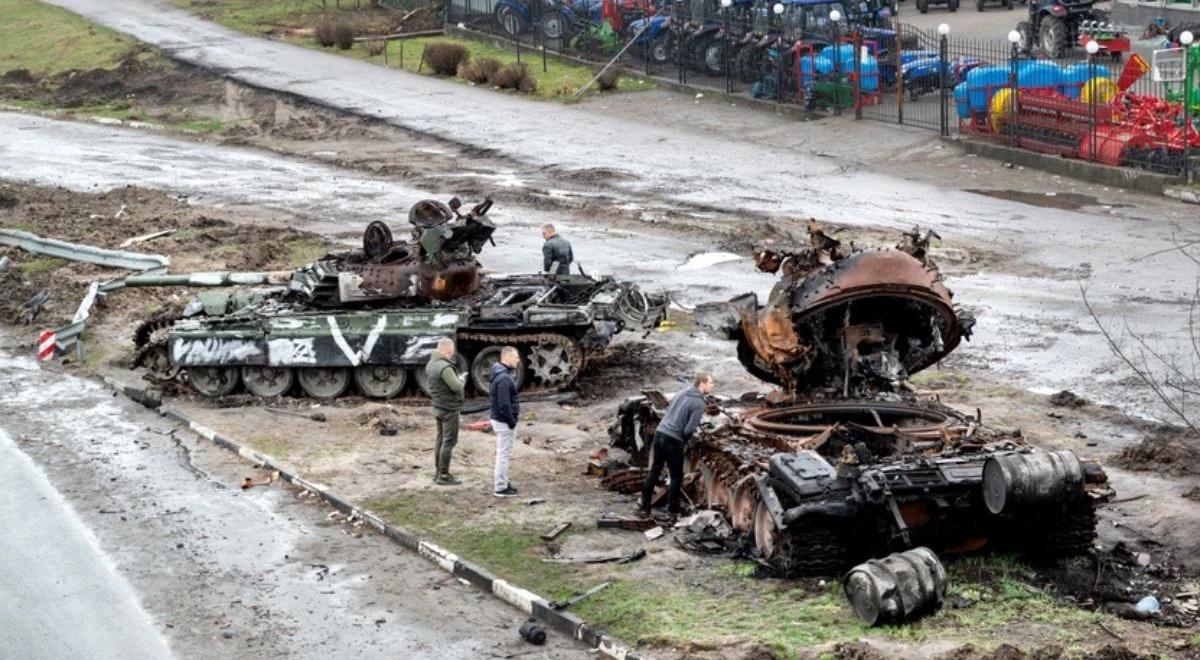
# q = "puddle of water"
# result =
<box><xmin>678</xmin><ymin>251</ymin><xmax>746</xmax><ymax>271</ymax></box>
<box><xmin>965</xmin><ymin>189</ymin><xmax>1131</xmax><ymax>211</ymax></box>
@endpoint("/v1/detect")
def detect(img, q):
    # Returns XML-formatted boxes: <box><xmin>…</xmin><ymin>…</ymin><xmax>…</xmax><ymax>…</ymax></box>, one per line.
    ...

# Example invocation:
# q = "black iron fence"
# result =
<box><xmin>442</xmin><ymin>0</ymin><xmax>1198</xmax><ymax>178</ymax></box>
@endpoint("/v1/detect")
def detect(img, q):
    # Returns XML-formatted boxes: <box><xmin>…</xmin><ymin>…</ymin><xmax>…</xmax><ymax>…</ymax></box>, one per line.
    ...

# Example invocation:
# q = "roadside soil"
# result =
<box><xmin>4</xmin><ymin>43</ymin><xmax>1200</xmax><ymax>659</ymax></box>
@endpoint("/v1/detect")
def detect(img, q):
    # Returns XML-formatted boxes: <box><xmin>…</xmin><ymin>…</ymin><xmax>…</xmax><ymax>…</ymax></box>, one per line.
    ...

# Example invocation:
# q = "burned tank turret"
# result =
<box><xmin>608</xmin><ymin>223</ymin><xmax>1110</xmax><ymax>576</ymax></box>
<box><xmin>131</xmin><ymin>198</ymin><xmax>667</xmax><ymax>400</ymax></box>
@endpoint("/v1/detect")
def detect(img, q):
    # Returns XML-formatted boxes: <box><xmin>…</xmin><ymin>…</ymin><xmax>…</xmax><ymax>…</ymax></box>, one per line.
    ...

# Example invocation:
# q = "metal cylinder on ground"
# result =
<box><xmin>981</xmin><ymin>450</ymin><xmax>1085</xmax><ymax>515</ymax></box>
<box><xmin>843</xmin><ymin>547</ymin><xmax>947</xmax><ymax>626</ymax></box>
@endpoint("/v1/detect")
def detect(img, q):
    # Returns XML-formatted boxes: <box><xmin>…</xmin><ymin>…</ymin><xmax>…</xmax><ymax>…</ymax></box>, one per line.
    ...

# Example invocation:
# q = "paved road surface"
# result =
<box><xmin>0</xmin><ymin>344</ymin><xmax>586</xmax><ymax>659</ymax></box>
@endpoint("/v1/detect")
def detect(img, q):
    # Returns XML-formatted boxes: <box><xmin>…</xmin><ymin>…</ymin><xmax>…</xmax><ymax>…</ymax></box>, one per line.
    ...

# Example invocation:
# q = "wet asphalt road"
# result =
<box><xmin>0</xmin><ymin>342</ymin><xmax>585</xmax><ymax>659</ymax></box>
<box><xmin>22</xmin><ymin>1</ymin><xmax>1200</xmax><ymax>418</ymax></box>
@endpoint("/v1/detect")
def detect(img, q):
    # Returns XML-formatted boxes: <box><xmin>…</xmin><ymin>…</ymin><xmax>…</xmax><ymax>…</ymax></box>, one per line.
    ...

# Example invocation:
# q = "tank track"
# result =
<box><xmin>768</xmin><ymin>525</ymin><xmax>852</xmax><ymax>577</ymax></box>
<box><xmin>136</xmin><ymin>328</ymin><xmax>586</xmax><ymax>401</ymax></box>
<box><xmin>1035</xmin><ymin>496</ymin><xmax>1099</xmax><ymax>559</ymax></box>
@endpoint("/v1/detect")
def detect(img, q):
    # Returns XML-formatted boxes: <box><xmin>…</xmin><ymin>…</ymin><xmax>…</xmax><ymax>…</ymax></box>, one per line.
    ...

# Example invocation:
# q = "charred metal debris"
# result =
<box><xmin>601</xmin><ymin>223</ymin><xmax>1114</xmax><ymax>623</ymax></box>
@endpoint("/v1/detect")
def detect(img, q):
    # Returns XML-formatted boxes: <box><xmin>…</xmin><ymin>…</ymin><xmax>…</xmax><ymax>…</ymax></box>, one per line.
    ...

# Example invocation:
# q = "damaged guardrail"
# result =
<box><xmin>0</xmin><ymin>228</ymin><xmax>170</xmax><ymax>271</ymax></box>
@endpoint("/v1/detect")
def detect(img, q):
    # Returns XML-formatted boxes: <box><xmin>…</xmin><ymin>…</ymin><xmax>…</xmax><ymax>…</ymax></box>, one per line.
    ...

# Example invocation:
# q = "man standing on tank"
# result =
<box><xmin>638</xmin><ymin>372</ymin><xmax>714</xmax><ymax>519</ymax></box>
<box><xmin>541</xmin><ymin>224</ymin><xmax>574</xmax><ymax>276</ymax></box>
<box><xmin>426</xmin><ymin>338</ymin><xmax>466</xmax><ymax>485</ymax></box>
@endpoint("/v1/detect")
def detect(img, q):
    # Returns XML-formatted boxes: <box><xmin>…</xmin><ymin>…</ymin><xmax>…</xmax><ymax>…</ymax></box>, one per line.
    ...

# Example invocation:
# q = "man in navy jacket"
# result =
<box><xmin>489</xmin><ymin>346</ymin><xmax>522</xmax><ymax>497</ymax></box>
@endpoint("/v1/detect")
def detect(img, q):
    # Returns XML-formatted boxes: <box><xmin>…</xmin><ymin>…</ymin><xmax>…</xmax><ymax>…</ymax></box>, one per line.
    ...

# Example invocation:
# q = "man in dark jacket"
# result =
<box><xmin>489</xmin><ymin>346</ymin><xmax>521</xmax><ymax>497</ymax></box>
<box><xmin>639</xmin><ymin>372</ymin><xmax>714</xmax><ymax>518</ymax></box>
<box><xmin>426</xmin><ymin>338</ymin><xmax>465</xmax><ymax>485</ymax></box>
<box><xmin>541</xmin><ymin>224</ymin><xmax>574</xmax><ymax>276</ymax></box>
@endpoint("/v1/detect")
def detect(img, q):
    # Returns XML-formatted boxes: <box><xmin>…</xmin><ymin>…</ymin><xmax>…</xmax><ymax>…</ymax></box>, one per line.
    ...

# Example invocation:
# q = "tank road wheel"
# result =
<box><xmin>528</xmin><ymin>341</ymin><xmax>577</xmax><ymax>387</ymax></box>
<box><xmin>189</xmin><ymin>367</ymin><xmax>240</xmax><ymax>398</ymax></box>
<box><xmin>415</xmin><ymin>354</ymin><xmax>469</xmax><ymax>398</ymax></box>
<box><xmin>241</xmin><ymin>366</ymin><xmax>295</xmax><ymax>398</ymax></box>
<box><xmin>470</xmin><ymin>346</ymin><xmax>526</xmax><ymax>396</ymax></box>
<box><xmin>354</xmin><ymin>365</ymin><xmax>407</xmax><ymax>399</ymax></box>
<box><xmin>297</xmin><ymin>367</ymin><xmax>350</xmax><ymax>400</ymax></box>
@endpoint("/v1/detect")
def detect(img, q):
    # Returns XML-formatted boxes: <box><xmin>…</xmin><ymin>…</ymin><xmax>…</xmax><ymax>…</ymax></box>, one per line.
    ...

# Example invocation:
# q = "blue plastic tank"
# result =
<box><xmin>1017</xmin><ymin>61</ymin><xmax>1060</xmax><ymax>90</ymax></box>
<box><xmin>954</xmin><ymin>82</ymin><xmax>970</xmax><ymax>118</ymax></box>
<box><xmin>859</xmin><ymin>52</ymin><xmax>880</xmax><ymax>92</ymax></box>
<box><xmin>1061</xmin><ymin>62</ymin><xmax>1112</xmax><ymax>98</ymax></box>
<box><xmin>966</xmin><ymin>65</ymin><xmax>1009</xmax><ymax>113</ymax></box>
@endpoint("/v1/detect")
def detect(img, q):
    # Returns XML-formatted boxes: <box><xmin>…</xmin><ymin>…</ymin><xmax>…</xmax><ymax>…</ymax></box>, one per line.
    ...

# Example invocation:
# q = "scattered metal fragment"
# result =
<box><xmin>844</xmin><ymin>547</ymin><xmax>947</xmax><ymax>626</ymax></box>
<box><xmin>241</xmin><ymin>472</ymin><xmax>279</xmax><ymax>490</ymax></box>
<box><xmin>596</xmin><ymin>514</ymin><xmax>656</xmax><ymax>531</ymax></box>
<box><xmin>0</xmin><ymin>255</ymin><xmax>8</xmax><ymax>270</ymax></box>
<box><xmin>266</xmin><ymin>409</ymin><xmax>327</xmax><ymax>422</ymax></box>
<box><xmin>518</xmin><ymin>619</ymin><xmax>546</xmax><ymax>645</ymax></box>
<box><xmin>644</xmin><ymin>526</ymin><xmax>664</xmax><ymax>540</ymax></box>
<box><xmin>540</xmin><ymin>521</ymin><xmax>571</xmax><ymax>541</ymax></box>
<box><xmin>523</xmin><ymin>498</ymin><xmax>545</xmax><ymax>507</ymax></box>
<box><xmin>119</xmin><ymin>229</ymin><xmax>175</xmax><ymax>248</ymax></box>
<box><xmin>19</xmin><ymin>290</ymin><xmax>48</xmax><ymax>324</ymax></box>
<box><xmin>549</xmin><ymin>581</ymin><xmax>611</xmax><ymax>611</ymax></box>
<box><xmin>0</xmin><ymin>228</ymin><xmax>169</xmax><ymax>270</ymax></box>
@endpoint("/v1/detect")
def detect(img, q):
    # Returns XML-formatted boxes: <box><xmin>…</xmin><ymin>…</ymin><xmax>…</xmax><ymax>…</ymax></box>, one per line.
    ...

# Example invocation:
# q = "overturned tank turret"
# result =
<box><xmin>132</xmin><ymin>198</ymin><xmax>668</xmax><ymax>400</ymax></box>
<box><xmin>608</xmin><ymin>223</ymin><xmax>1110</xmax><ymax>576</ymax></box>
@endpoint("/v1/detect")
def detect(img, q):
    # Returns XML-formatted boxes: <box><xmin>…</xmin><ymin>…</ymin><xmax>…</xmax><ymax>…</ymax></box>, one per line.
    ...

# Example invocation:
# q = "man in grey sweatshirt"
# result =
<box><xmin>639</xmin><ymin>372</ymin><xmax>714</xmax><ymax>518</ymax></box>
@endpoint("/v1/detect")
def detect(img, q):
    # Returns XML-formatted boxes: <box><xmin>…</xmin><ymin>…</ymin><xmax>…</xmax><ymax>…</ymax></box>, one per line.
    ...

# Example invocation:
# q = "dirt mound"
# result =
<box><xmin>52</xmin><ymin>52</ymin><xmax>220</xmax><ymax>109</ymax></box>
<box><xmin>1048</xmin><ymin>390</ymin><xmax>1088</xmax><ymax>408</ymax></box>
<box><xmin>574</xmin><ymin>341</ymin><xmax>689</xmax><ymax>401</ymax></box>
<box><xmin>0</xmin><ymin>184</ymin><xmax>17</xmax><ymax>209</ymax></box>
<box><xmin>832</xmin><ymin>641</ymin><xmax>887</xmax><ymax>659</ymax></box>
<box><xmin>354</xmin><ymin>404</ymin><xmax>419</xmax><ymax>433</ymax></box>
<box><xmin>1115</xmin><ymin>428</ymin><xmax>1200</xmax><ymax>476</ymax></box>
<box><xmin>1082</xmin><ymin>646</ymin><xmax>1156</xmax><ymax>660</ymax></box>
<box><xmin>1184</xmin><ymin>487</ymin><xmax>1200</xmax><ymax>501</ymax></box>
<box><xmin>0</xmin><ymin>68</ymin><xmax>36</xmax><ymax>85</ymax></box>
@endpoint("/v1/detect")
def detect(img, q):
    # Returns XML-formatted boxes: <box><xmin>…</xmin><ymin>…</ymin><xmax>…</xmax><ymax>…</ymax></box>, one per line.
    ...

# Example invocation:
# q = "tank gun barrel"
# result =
<box><xmin>123</xmin><ymin>271</ymin><xmax>292</xmax><ymax>287</ymax></box>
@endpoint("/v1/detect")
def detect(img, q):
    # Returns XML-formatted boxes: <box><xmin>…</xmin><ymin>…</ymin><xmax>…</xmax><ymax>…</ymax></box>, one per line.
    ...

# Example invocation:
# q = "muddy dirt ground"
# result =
<box><xmin>5</xmin><ymin>51</ymin><xmax>1200</xmax><ymax>658</ymax></box>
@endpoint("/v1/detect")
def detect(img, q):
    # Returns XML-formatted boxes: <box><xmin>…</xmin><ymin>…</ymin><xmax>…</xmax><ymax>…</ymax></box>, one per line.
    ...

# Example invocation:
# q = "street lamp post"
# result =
<box><xmin>1182</xmin><ymin>30</ymin><xmax>1196</xmax><ymax>181</ymax></box>
<box><xmin>773</xmin><ymin>2</ymin><xmax>784</xmax><ymax>106</ymax></box>
<box><xmin>722</xmin><ymin>0</ymin><xmax>733</xmax><ymax>93</ymax></box>
<box><xmin>1085</xmin><ymin>38</ymin><xmax>1100</xmax><ymax>164</ymax></box>
<box><xmin>938</xmin><ymin>22</ymin><xmax>950</xmax><ymax>136</ymax></box>
<box><xmin>830</xmin><ymin>9</ymin><xmax>842</xmax><ymax>115</ymax></box>
<box><xmin>1007</xmin><ymin>29</ymin><xmax>1021</xmax><ymax>148</ymax></box>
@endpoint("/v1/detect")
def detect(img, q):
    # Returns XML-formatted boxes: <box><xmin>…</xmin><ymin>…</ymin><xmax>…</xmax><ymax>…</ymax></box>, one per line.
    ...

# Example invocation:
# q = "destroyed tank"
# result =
<box><xmin>607</xmin><ymin>223</ymin><xmax>1111</xmax><ymax>575</ymax></box>
<box><xmin>131</xmin><ymin>198</ymin><xmax>667</xmax><ymax>399</ymax></box>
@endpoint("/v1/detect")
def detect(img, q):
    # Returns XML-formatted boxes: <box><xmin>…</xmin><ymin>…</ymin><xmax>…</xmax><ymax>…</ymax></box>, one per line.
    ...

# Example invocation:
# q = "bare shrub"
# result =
<box><xmin>596</xmin><ymin>67</ymin><xmax>622</xmax><ymax>92</ymax></box>
<box><xmin>458</xmin><ymin>57</ymin><xmax>502</xmax><ymax>84</ymax></box>
<box><xmin>333</xmin><ymin>22</ymin><xmax>355</xmax><ymax>50</ymax></box>
<box><xmin>423</xmin><ymin>42</ymin><xmax>470</xmax><ymax>76</ymax></box>
<box><xmin>491</xmin><ymin>62</ymin><xmax>536</xmax><ymax>93</ymax></box>
<box><xmin>313</xmin><ymin>20</ymin><xmax>336</xmax><ymax>48</ymax></box>
<box><xmin>364</xmin><ymin>39</ymin><xmax>386</xmax><ymax>57</ymax></box>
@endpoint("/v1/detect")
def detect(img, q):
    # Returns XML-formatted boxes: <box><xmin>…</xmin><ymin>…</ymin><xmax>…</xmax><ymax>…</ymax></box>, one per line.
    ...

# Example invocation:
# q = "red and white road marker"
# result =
<box><xmin>37</xmin><ymin>330</ymin><xmax>56</xmax><ymax>361</ymax></box>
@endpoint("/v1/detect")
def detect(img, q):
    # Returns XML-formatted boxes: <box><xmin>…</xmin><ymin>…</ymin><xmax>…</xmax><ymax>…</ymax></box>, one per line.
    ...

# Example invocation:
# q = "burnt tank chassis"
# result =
<box><xmin>608</xmin><ymin>225</ymin><xmax>1111</xmax><ymax>575</ymax></box>
<box><xmin>132</xmin><ymin>198</ymin><xmax>666</xmax><ymax>399</ymax></box>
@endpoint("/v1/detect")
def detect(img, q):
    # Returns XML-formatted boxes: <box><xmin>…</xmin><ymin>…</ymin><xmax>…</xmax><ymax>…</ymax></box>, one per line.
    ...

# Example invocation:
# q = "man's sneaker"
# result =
<box><xmin>494</xmin><ymin>486</ymin><xmax>519</xmax><ymax>497</ymax></box>
<box><xmin>434</xmin><ymin>474</ymin><xmax>462</xmax><ymax>486</ymax></box>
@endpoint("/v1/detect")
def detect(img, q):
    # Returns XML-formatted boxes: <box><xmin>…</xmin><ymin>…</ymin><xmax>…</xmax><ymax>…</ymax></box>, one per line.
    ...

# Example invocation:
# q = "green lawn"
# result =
<box><xmin>169</xmin><ymin>0</ymin><xmax>653</xmax><ymax>99</ymax></box>
<box><xmin>362</xmin><ymin>489</ymin><xmax>1119</xmax><ymax>658</ymax></box>
<box><xmin>0</xmin><ymin>0</ymin><xmax>144</xmax><ymax>76</ymax></box>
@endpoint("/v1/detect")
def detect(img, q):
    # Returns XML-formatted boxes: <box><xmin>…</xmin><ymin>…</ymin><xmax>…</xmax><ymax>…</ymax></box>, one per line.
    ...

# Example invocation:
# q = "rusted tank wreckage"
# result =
<box><xmin>131</xmin><ymin>198</ymin><xmax>667</xmax><ymax>399</ymax></box>
<box><xmin>608</xmin><ymin>223</ymin><xmax>1112</xmax><ymax>577</ymax></box>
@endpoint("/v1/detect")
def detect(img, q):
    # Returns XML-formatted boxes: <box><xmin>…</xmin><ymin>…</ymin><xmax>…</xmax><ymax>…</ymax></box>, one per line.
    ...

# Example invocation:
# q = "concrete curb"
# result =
<box><xmin>943</xmin><ymin>134</ymin><xmax>1183</xmax><ymax>195</ymax></box>
<box><xmin>100</xmin><ymin>377</ymin><xmax>642</xmax><ymax>660</ymax></box>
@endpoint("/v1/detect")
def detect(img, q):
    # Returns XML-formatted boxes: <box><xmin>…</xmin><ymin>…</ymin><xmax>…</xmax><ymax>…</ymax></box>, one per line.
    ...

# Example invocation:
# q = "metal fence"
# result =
<box><xmin>442</xmin><ymin>0</ymin><xmax>1199</xmax><ymax>178</ymax></box>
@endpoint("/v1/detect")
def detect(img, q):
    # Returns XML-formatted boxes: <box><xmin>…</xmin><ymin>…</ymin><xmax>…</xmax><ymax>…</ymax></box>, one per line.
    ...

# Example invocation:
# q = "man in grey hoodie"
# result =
<box><xmin>541</xmin><ymin>224</ymin><xmax>574</xmax><ymax>276</ymax></box>
<box><xmin>639</xmin><ymin>372</ymin><xmax>714</xmax><ymax>518</ymax></box>
<box><xmin>426</xmin><ymin>338</ymin><xmax>466</xmax><ymax>485</ymax></box>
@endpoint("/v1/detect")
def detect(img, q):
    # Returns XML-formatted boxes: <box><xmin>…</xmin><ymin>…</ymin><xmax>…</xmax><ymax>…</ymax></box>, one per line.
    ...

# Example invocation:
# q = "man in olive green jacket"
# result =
<box><xmin>426</xmin><ymin>337</ymin><xmax>466</xmax><ymax>485</ymax></box>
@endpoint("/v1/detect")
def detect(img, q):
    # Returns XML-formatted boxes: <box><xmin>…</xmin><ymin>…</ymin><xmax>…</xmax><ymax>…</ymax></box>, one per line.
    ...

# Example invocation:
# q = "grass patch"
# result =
<box><xmin>365</xmin><ymin>492</ymin><xmax>584</xmax><ymax>600</ymax></box>
<box><xmin>909</xmin><ymin>369</ymin><xmax>970</xmax><ymax>389</ymax></box>
<box><xmin>0</xmin><ymin>0</ymin><xmax>150</xmax><ymax>76</ymax></box>
<box><xmin>16</xmin><ymin>257</ymin><xmax>65</xmax><ymax>276</ymax></box>
<box><xmin>169</xmin><ymin>0</ymin><xmax>652</xmax><ymax>100</ymax></box>
<box><xmin>285</xmin><ymin>238</ymin><xmax>330</xmax><ymax>264</ymax></box>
